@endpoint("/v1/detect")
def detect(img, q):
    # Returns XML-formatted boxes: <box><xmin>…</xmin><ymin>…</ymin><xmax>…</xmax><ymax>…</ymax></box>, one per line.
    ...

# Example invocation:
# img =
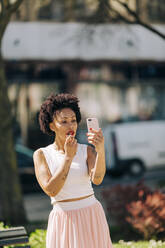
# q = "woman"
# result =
<box><xmin>33</xmin><ymin>93</ymin><xmax>113</xmax><ymax>248</ymax></box>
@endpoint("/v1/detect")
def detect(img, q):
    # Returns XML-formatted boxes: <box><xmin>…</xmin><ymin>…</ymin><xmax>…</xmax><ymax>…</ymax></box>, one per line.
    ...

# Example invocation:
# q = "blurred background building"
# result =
<box><xmin>1</xmin><ymin>0</ymin><xmax>165</xmax><ymax>150</ymax></box>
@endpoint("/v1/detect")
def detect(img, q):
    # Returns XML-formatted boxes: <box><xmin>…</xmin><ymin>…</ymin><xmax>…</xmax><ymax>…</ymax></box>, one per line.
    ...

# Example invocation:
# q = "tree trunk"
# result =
<box><xmin>0</xmin><ymin>51</ymin><xmax>27</xmax><ymax>225</ymax></box>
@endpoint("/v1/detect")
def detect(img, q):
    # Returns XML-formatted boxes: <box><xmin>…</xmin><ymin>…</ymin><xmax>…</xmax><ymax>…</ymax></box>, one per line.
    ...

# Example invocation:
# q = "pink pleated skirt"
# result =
<box><xmin>46</xmin><ymin>195</ymin><xmax>113</xmax><ymax>248</ymax></box>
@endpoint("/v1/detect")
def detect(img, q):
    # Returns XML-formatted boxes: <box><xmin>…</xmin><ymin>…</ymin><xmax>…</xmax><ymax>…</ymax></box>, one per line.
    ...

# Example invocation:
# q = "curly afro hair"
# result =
<box><xmin>38</xmin><ymin>93</ymin><xmax>81</xmax><ymax>136</ymax></box>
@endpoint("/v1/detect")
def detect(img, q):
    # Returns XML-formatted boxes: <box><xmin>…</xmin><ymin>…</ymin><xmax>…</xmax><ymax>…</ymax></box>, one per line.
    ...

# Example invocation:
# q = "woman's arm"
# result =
<box><xmin>33</xmin><ymin>135</ymin><xmax>77</xmax><ymax>197</ymax></box>
<box><xmin>86</xmin><ymin>129</ymin><xmax>106</xmax><ymax>185</ymax></box>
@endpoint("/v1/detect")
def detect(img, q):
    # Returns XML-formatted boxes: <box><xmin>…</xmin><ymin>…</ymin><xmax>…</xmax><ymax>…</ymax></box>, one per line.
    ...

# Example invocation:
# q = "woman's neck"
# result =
<box><xmin>53</xmin><ymin>136</ymin><xmax>65</xmax><ymax>152</ymax></box>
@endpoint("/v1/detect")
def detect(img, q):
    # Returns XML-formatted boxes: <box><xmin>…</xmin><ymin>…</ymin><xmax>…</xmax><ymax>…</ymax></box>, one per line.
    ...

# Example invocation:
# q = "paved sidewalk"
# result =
<box><xmin>23</xmin><ymin>192</ymin><xmax>51</xmax><ymax>222</ymax></box>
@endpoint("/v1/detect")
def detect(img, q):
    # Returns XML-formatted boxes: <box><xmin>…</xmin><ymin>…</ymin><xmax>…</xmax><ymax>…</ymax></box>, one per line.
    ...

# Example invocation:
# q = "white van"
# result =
<box><xmin>104</xmin><ymin>121</ymin><xmax>165</xmax><ymax>177</ymax></box>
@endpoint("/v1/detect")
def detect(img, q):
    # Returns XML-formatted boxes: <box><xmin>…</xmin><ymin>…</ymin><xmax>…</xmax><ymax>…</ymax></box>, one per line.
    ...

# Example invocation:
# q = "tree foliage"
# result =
<box><xmin>87</xmin><ymin>0</ymin><xmax>165</xmax><ymax>39</ymax></box>
<box><xmin>13</xmin><ymin>0</ymin><xmax>165</xmax><ymax>39</ymax></box>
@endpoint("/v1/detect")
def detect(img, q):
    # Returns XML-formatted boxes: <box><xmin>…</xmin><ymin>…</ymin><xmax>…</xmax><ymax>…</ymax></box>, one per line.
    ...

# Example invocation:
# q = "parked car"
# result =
<box><xmin>15</xmin><ymin>143</ymin><xmax>40</xmax><ymax>192</ymax></box>
<box><xmin>104</xmin><ymin>120</ymin><xmax>165</xmax><ymax>177</ymax></box>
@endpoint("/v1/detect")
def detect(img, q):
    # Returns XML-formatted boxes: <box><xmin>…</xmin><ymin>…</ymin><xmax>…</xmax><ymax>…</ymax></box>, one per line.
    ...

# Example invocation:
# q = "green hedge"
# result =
<box><xmin>29</xmin><ymin>229</ymin><xmax>46</xmax><ymax>248</ymax></box>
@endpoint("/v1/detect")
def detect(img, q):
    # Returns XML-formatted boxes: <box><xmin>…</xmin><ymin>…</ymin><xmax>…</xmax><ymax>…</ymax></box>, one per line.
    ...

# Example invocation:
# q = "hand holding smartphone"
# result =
<box><xmin>86</xmin><ymin>118</ymin><xmax>104</xmax><ymax>153</ymax></box>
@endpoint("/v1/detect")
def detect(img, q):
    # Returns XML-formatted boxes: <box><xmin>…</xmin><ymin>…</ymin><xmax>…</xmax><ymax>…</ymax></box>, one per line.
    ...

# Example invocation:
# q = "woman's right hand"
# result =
<box><xmin>64</xmin><ymin>135</ymin><xmax>77</xmax><ymax>159</ymax></box>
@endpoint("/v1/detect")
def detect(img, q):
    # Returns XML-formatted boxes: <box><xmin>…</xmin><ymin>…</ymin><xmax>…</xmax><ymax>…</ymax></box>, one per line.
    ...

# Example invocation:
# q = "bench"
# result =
<box><xmin>0</xmin><ymin>226</ymin><xmax>30</xmax><ymax>248</ymax></box>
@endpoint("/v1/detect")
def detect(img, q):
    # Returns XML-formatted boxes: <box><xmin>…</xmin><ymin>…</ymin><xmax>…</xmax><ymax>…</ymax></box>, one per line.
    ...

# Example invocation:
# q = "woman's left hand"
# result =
<box><xmin>86</xmin><ymin>128</ymin><xmax>104</xmax><ymax>153</ymax></box>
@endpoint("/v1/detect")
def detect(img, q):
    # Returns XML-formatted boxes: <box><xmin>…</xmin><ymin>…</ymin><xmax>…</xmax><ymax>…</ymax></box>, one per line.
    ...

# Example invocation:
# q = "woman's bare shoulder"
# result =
<box><xmin>33</xmin><ymin>148</ymin><xmax>44</xmax><ymax>160</ymax></box>
<box><xmin>33</xmin><ymin>148</ymin><xmax>49</xmax><ymax>167</ymax></box>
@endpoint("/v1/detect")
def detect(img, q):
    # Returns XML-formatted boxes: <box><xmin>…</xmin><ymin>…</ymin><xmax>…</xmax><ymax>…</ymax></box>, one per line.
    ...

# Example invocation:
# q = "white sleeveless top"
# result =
<box><xmin>41</xmin><ymin>143</ymin><xmax>94</xmax><ymax>205</ymax></box>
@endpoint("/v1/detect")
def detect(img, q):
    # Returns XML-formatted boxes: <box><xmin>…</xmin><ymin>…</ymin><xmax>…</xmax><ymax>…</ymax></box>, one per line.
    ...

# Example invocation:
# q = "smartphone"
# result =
<box><xmin>86</xmin><ymin>118</ymin><xmax>99</xmax><ymax>132</ymax></box>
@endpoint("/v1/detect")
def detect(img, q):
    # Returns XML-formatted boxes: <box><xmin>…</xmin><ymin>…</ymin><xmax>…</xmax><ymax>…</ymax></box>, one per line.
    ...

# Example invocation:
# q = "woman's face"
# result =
<box><xmin>49</xmin><ymin>108</ymin><xmax>78</xmax><ymax>140</ymax></box>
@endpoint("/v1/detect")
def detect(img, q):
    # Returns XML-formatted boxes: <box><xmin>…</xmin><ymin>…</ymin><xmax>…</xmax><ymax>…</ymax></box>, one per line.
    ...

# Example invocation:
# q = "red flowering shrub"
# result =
<box><xmin>102</xmin><ymin>180</ymin><xmax>165</xmax><ymax>239</ymax></box>
<box><xmin>102</xmin><ymin>180</ymin><xmax>151</xmax><ymax>226</ymax></box>
<box><xmin>126</xmin><ymin>191</ymin><xmax>165</xmax><ymax>239</ymax></box>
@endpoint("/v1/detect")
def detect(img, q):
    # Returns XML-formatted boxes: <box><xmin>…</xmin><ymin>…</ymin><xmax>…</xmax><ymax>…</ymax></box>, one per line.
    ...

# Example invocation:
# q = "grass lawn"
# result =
<box><xmin>113</xmin><ymin>240</ymin><xmax>165</xmax><ymax>248</ymax></box>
